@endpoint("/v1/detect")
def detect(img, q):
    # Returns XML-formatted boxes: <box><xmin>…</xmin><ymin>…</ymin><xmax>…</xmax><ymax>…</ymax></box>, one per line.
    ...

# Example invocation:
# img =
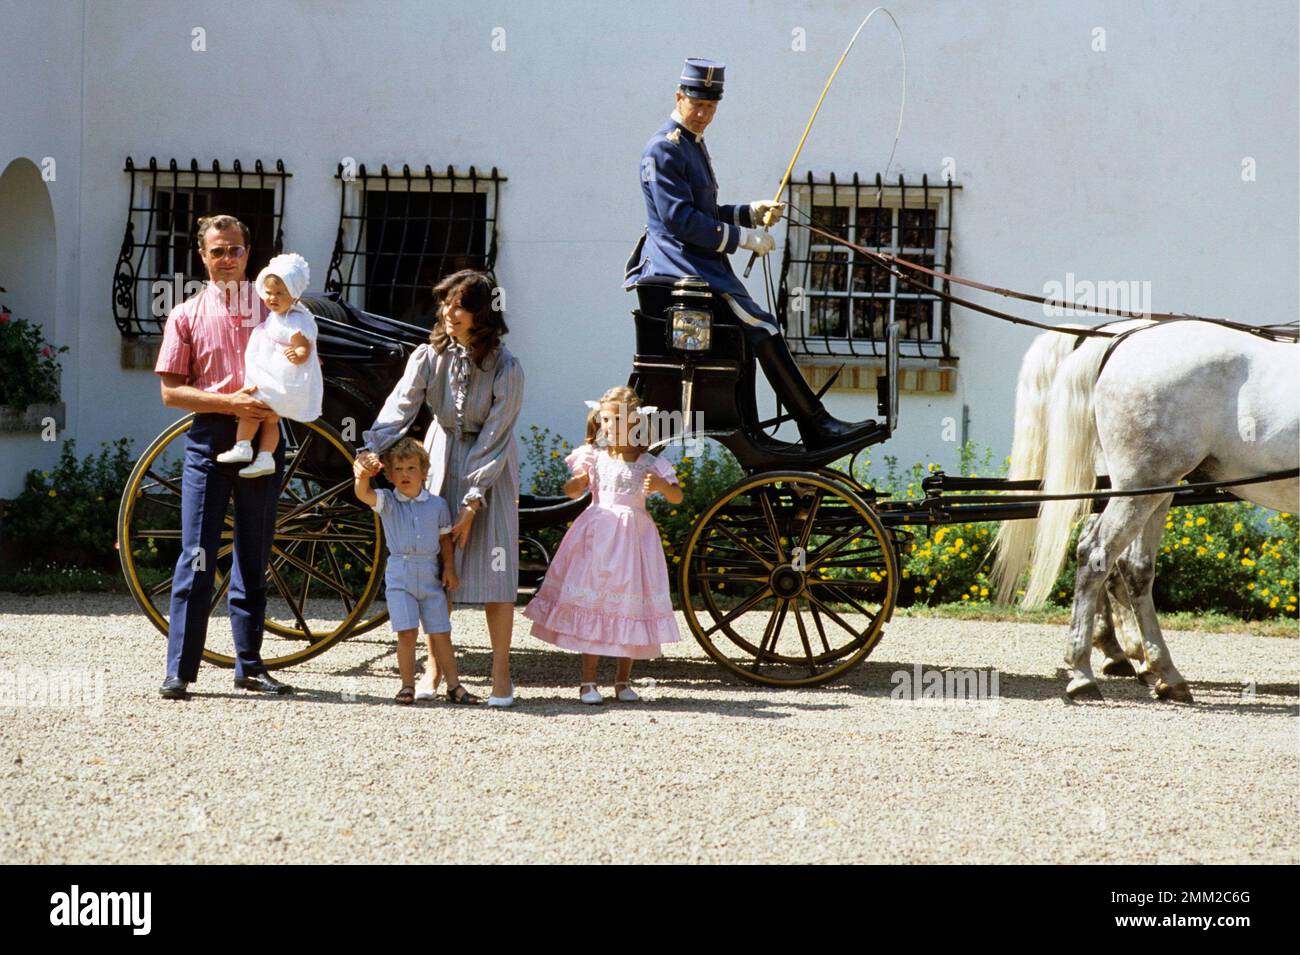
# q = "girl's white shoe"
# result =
<box><xmin>579</xmin><ymin>682</ymin><xmax>604</xmax><ymax>705</ymax></box>
<box><xmin>239</xmin><ymin>451</ymin><xmax>276</xmax><ymax>478</ymax></box>
<box><xmin>413</xmin><ymin>673</ymin><xmax>438</xmax><ymax>701</ymax></box>
<box><xmin>613</xmin><ymin>681</ymin><xmax>641</xmax><ymax>702</ymax></box>
<box><xmin>217</xmin><ymin>440</ymin><xmax>254</xmax><ymax>464</ymax></box>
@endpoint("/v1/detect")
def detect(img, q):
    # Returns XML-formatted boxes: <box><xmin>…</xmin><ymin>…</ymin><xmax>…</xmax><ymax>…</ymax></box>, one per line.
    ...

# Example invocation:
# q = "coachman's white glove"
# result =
<box><xmin>739</xmin><ymin>228</ymin><xmax>776</xmax><ymax>256</ymax></box>
<box><xmin>749</xmin><ymin>199</ymin><xmax>786</xmax><ymax>228</ymax></box>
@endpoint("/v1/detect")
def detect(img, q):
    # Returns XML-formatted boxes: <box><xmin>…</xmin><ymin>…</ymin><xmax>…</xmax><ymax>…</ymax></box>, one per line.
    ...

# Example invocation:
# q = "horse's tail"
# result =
<box><xmin>991</xmin><ymin>329</ymin><xmax>1086</xmax><ymax>603</ymax></box>
<box><xmin>1021</xmin><ymin>336</ymin><xmax>1112</xmax><ymax>607</ymax></box>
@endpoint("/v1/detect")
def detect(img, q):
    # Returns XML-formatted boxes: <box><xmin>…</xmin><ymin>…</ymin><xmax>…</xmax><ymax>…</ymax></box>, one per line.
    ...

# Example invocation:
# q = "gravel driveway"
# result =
<box><xmin>1</xmin><ymin>594</ymin><xmax>1295</xmax><ymax>864</ymax></box>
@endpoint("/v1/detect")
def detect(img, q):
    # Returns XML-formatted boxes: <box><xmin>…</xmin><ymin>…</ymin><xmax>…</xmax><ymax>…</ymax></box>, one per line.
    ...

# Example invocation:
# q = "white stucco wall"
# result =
<box><xmin>0</xmin><ymin>0</ymin><xmax>1295</xmax><ymax>498</ymax></box>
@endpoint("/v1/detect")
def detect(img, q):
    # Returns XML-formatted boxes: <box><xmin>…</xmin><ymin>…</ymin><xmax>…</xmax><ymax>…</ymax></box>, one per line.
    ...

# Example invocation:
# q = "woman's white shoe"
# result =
<box><xmin>613</xmin><ymin>681</ymin><xmax>640</xmax><ymax>702</ymax></box>
<box><xmin>239</xmin><ymin>451</ymin><xmax>276</xmax><ymax>478</ymax></box>
<box><xmin>217</xmin><ymin>441</ymin><xmax>254</xmax><ymax>464</ymax></box>
<box><xmin>487</xmin><ymin>685</ymin><xmax>516</xmax><ymax>708</ymax></box>
<box><xmin>579</xmin><ymin>682</ymin><xmax>604</xmax><ymax>705</ymax></box>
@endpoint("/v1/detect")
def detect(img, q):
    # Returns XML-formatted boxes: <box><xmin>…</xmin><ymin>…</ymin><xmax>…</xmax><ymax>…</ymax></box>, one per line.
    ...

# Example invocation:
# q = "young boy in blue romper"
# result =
<box><xmin>352</xmin><ymin>437</ymin><xmax>479</xmax><ymax>705</ymax></box>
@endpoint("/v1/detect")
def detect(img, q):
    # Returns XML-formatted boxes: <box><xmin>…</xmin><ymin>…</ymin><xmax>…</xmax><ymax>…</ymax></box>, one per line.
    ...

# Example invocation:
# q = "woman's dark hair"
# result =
<box><xmin>429</xmin><ymin>269</ymin><xmax>508</xmax><ymax>367</ymax></box>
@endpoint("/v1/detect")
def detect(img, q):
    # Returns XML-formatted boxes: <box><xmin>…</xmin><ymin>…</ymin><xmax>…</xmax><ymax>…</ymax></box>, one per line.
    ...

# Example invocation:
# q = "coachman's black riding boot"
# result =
<box><xmin>751</xmin><ymin>332</ymin><xmax>880</xmax><ymax>449</ymax></box>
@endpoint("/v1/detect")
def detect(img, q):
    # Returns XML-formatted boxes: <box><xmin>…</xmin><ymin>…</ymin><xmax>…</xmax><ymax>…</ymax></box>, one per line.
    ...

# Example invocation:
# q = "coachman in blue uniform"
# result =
<box><xmin>625</xmin><ymin>57</ymin><xmax>877</xmax><ymax>449</ymax></box>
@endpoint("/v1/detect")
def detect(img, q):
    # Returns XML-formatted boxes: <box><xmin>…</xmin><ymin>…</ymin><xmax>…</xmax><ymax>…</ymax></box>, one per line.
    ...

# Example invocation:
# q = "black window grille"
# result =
<box><xmin>325</xmin><ymin>163</ymin><xmax>505</xmax><ymax>328</ymax></box>
<box><xmin>778</xmin><ymin>173</ymin><xmax>958</xmax><ymax>360</ymax></box>
<box><xmin>113</xmin><ymin>157</ymin><xmax>289</xmax><ymax>337</ymax></box>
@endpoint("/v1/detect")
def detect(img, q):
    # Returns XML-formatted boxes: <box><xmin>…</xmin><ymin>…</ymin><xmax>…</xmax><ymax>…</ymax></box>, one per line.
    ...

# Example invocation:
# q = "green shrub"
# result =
<box><xmin>0</xmin><ymin>302</ymin><xmax>66</xmax><ymax>408</ymax></box>
<box><xmin>1</xmin><ymin>438</ymin><xmax>134</xmax><ymax>573</ymax></box>
<box><xmin>843</xmin><ymin>443</ymin><xmax>1297</xmax><ymax>619</ymax></box>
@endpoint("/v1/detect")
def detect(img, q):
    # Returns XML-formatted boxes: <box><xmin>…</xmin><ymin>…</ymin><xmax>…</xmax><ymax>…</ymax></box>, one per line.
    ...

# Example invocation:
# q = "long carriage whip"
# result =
<box><xmin>743</xmin><ymin>6</ymin><xmax>907</xmax><ymax>279</ymax></box>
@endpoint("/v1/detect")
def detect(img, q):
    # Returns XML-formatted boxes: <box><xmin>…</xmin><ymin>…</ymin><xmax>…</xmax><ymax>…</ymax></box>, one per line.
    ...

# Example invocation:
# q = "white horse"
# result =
<box><xmin>992</xmin><ymin>321</ymin><xmax>1156</xmax><ymax>680</ymax></box>
<box><xmin>994</xmin><ymin>320</ymin><xmax>1299</xmax><ymax>702</ymax></box>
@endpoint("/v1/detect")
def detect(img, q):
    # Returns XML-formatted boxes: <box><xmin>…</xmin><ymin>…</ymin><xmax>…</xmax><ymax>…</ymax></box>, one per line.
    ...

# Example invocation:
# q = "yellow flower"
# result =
<box><xmin>1216</xmin><ymin>552</ymin><xmax>1225</xmax><ymax>560</ymax></box>
<box><xmin>1241</xmin><ymin>558</ymin><xmax>1256</xmax><ymax>567</ymax></box>
<box><xmin>48</xmin><ymin>489</ymin><xmax>57</xmax><ymax>497</ymax></box>
<box><xmin>1180</xmin><ymin>537</ymin><xmax>1190</xmax><ymax>545</ymax></box>
<box><xmin>961</xmin><ymin>594</ymin><xmax>970</xmax><ymax>600</ymax></box>
<box><xmin>913</xmin><ymin>586</ymin><xmax>921</xmax><ymax>594</ymax></box>
<box><xmin>979</xmin><ymin>587</ymin><xmax>989</xmax><ymax>597</ymax></box>
<box><xmin>1233</xmin><ymin>522</ymin><xmax>1243</xmax><ymax>532</ymax></box>
<box><xmin>1195</xmin><ymin>516</ymin><xmax>1207</xmax><ymax>526</ymax></box>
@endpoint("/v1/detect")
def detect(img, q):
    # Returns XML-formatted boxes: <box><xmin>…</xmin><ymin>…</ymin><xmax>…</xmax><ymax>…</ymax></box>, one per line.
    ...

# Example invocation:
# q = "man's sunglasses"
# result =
<box><xmin>205</xmin><ymin>245</ymin><xmax>247</xmax><ymax>260</ymax></box>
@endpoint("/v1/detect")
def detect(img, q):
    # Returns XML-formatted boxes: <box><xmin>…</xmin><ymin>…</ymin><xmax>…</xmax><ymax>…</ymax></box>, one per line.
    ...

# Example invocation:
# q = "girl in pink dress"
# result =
<box><xmin>524</xmin><ymin>386</ymin><xmax>683</xmax><ymax>703</ymax></box>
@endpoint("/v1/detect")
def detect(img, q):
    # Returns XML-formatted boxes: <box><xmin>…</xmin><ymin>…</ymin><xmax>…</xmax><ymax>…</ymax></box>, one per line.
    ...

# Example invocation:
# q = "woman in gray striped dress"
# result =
<box><xmin>359</xmin><ymin>270</ymin><xmax>525</xmax><ymax>707</ymax></box>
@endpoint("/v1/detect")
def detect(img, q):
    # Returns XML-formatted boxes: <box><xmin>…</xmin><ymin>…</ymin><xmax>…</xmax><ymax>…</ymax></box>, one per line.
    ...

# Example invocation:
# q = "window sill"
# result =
<box><xmin>0</xmin><ymin>401</ymin><xmax>66</xmax><ymax>435</ymax></box>
<box><xmin>795</xmin><ymin>355</ymin><xmax>957</xmax><ymax>395</ymax></box>
<box><xmin>121</xmin><ymin>335</ymin><xmax>162</xmax><ymax>370</ymax></box>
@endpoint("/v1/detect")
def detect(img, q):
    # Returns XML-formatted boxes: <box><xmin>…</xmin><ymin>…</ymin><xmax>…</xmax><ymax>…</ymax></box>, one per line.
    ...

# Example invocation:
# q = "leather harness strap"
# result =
<box><xmin>799</xmin><ymin>220</ymin><xmax>1300</xmax><ymax>344</ymax></box>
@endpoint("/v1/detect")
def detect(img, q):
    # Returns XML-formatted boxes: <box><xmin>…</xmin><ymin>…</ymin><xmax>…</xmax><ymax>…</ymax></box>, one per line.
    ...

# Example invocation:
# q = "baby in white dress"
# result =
<box><xmin>218</xmin><ymin>252</ymin><xmax>324</xmax><ymax>476</ymax></box>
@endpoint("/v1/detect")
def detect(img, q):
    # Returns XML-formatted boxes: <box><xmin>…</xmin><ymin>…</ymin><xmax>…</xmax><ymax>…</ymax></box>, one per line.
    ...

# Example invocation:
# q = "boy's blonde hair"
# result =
<box><xmin>380</xmin><ymin>437</ymin><xmax>430</xmax><ymax>474</ymax></box>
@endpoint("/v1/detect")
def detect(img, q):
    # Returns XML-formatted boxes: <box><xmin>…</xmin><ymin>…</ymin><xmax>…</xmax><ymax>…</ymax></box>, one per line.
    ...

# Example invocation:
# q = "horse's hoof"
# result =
<box><xmin>1066</xmin><ymin>679</ymin><xmax>1104</xmax><ymax>702</ymax></box>
<box><xmin>1155</xmin><ymin>681</ymin><xmax>1195</xmax><ymax>704</ymax></box>
<box><xmin>1101</xmin><ymin>657</ymin><xmax>1137</xmax><ymax>678</ymax></box>
<box><xmin>1136</xmin><ymin>667</ymin><xmax>1161</xmax><ymax>688</ymax></box>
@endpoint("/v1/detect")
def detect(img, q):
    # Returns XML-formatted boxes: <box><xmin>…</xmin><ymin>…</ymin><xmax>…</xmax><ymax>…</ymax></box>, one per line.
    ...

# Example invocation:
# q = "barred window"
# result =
<box><xmin>779</xmin><ymin>173</ymin><xmax>957</xmax><ymax>360</ymax></box>
<box><xmin>325</xmin><ymin>163</ymin><xmax>504</xmax><ymax>327</ymax></box>
<box><xmin>113</xmin><ymin>157</ymin><xmax>289</xmax><ymax>337</ymax></box>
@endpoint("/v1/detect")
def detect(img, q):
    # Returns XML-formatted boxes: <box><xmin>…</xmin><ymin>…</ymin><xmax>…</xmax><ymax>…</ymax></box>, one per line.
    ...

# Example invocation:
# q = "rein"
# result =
<box><xmin>796</xmin><ymin>219</ymin><xmax>1300</xmax><ymax>343</ymax></box>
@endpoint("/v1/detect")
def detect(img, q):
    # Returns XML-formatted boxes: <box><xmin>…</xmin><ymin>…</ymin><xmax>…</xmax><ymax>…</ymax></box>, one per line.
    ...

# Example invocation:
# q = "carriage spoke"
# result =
<box><xmin>807</xmin><ymin>599</ymin><xmax>832</xmax><ymax>654</ymax></box>
<box><xmin>794</xmin><ymin>488</ymin><xmax>824</xmax><ymax>553</ymax></box>
<box><xmin>699</xmin><ymin>586</ymin><xmax>774</xmax><ymax>638</ymax></box>
<box><xmin>277</xmin><ymin>478</ymin><xmax>353</xmax><ymax>524</ymax></box>
<box><xmin>710</xmin><ymin>520</ymin><xmax>774</xmax><ymax>571</ymax></box>
<box><xmin>323</xmin><ymin>543</ymin><xmax>356</xmax><ymax>613</ymax></box>
<box><xmin>270</xmin><ymin>544</ymin><xmax>352</xmax><ymax>598</ymax></box>
<box><xmin>144</xmin><ymin>469</ymin><xmax>184</xmax><ymax>498</ymax></box>
<box><xmin>791</xmin><ymin>602</ymin><xmax>818</xmax><ymax>676</ymax></box>
<box><xmin>811</xmin><ymin>581</ymin><xmax>882</xmax><ymax>624</ymax></box>
<box><xmin>757</xmin><ymin>489</ymin><xmax>786</xmax><ymax>562</ymax></box>
<box><xmin>750</xmin><ymin>599</ymin><xmax>790</xmax><ymax>671</ymax></box>
<box><xmin>803</xmin><ymin>529</ymin><xmax>862</xmax><ymax>573</ymax></box>
<box><xmin>267</xmin><ymin>561</ymin><xmax>314</xmax><ymax>639</ymax></box>
<box><xmin>209</xmin><ymin>570</ymin><xmax>231</xmax><ymax>616</ymax></box>
<box><xmin>279</xmin><ymin>430</ymin><xmax>315</xmax><ymax>493</ymax></box>
<box><xmin>148</xmin><ymin>574</ymin><xmax>175</xmax><ymax>599</ymax></box>
<box><xmin>803</xmin><ymin>589</ymin><xmax>867</xmax><ymax>643</ymax></box>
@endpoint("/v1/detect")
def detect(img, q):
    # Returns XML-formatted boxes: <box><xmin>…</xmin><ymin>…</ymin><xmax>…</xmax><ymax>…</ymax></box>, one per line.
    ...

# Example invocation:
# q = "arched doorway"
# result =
<box><xmin>0</xmin><ymin>157</ymin><xmax>57</xmax><ymax>340</ymax></box>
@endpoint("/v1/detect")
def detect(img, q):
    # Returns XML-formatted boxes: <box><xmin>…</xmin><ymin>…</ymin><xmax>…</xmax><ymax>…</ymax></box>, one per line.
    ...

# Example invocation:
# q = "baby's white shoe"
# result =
<box><xmin>239</xmin><ymin>451</ymin><xmax>276</xmax><ymax>478</ymax></box>
<box><xmin>579</xmin><ymin>682</ymin><xmax>604</xmax><ymax>705</ymax></box>
<box><xmin>217</xmin><ymin>440</ymin><xmax>254</xmax><ymax>464</ymax></box>
<box><xmin>613</xmin><ymin>681</ymin><xmax>641</xmax><ymax>702</ymax></box>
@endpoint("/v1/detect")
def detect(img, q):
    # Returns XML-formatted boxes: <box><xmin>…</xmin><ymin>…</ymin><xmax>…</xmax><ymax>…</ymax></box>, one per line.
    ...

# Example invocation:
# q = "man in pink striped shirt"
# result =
<box><xmin>154</xmin><ymin>214</ymin><xmax>293</xmax><ymax>699</ymax></box>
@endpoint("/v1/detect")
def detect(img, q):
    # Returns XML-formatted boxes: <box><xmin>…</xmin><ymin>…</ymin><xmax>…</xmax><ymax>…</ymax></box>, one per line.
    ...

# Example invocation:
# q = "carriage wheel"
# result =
<box><xmin>116</xmin><ymin>414</ymin><xmax>385</xmax><ymax>669</ymax></box>
<box><xmin>679</xmin><ymin>471</ymin><xmax>898</xmax><ymax>687</ymax></box>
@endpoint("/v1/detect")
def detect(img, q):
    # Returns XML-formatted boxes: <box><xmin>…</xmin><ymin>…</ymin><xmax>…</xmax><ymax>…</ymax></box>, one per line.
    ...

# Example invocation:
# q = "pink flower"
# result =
<box><xmin>41</xmin><ymin>346</ymin><xmax>52</xmax><ymax>358</ymax></box>
<box><xmin>0</xmin><ymin>310</ymin><xmax>9</xmax><ymax>324</ymax></box>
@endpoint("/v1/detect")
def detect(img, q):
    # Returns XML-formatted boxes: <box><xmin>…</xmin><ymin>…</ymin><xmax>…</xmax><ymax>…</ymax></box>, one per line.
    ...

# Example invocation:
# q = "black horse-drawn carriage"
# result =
<box><xmin>117</xmin><ymin>273</ymin><xmax>908</xmax><ymax>683</ymax></box>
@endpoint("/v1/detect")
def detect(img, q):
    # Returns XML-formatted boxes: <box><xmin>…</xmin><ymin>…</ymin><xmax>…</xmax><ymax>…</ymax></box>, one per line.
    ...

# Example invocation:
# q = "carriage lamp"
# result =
<box><xmin>668</xmin><ymin>276</ymin><xmax>714</xmax><ymax>352</ymax></box>
<box><xmin>668</xmin><ymin>305</ymin><xmax>713</xmax><ymax>351</ymax></box>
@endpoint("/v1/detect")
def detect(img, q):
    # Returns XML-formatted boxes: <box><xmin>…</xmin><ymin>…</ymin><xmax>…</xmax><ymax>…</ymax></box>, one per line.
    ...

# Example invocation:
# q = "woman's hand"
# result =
<box><xmin>450</xmin><ymin>507</ymin><xmax>476</xmax><ymax>548</ymax></box>
<box><xmin>355</xmin><ymin>450</ymin><xmax>382</xmax><ymax>478</ymax></box>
